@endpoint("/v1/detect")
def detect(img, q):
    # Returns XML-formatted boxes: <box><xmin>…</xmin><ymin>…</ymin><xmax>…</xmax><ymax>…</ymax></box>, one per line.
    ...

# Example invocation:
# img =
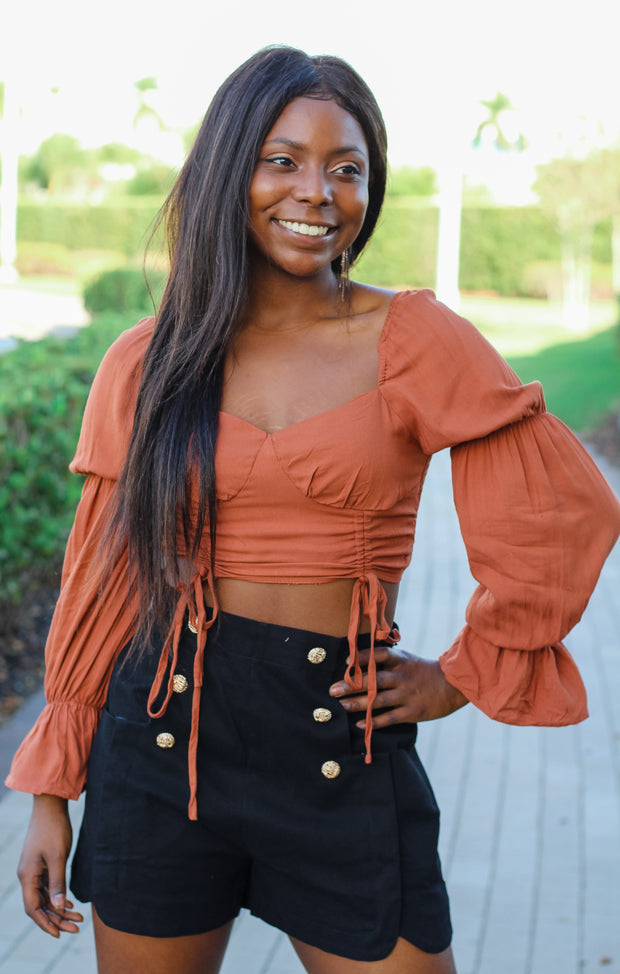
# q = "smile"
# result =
<box><xmin>276</xmin><ymin>220</ymin><xmax>333</xmax><ymax>237</ymax></box>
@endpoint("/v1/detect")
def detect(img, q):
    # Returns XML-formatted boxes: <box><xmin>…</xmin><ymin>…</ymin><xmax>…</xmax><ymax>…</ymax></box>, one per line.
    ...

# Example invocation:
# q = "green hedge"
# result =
<box><xmin>83</xmin><ymin>267</ymin><xmax>167</xmax><ymax>314</ymax></box>
<box><xmin>15</xmin><ymin>198</ymin><xmax>614</xmax><ymax>295</ymax></box>
<box><xmin>17</xmin><ymin>198</ymin><xmax>163</xmax><ymax>257</ymax></box>
<box><xmin>0</xmin><ymin>313</ymin><xmax>132</xmax><ymax>612</ymax></box>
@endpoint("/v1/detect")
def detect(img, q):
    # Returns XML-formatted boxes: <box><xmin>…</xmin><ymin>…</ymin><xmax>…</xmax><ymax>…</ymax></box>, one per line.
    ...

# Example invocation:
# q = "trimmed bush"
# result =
<box><xmin>0</xmin><ymin>313</ymin><xmax>133</xmax><ymax>612</ymax></box>
<box><xmin>83</xmin><ymin>267</ymin><xmax>167</xmax><ymax>314</ymax></box>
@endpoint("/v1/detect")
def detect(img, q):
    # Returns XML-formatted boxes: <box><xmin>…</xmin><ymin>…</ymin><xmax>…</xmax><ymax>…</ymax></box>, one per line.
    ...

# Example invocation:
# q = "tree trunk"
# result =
<box><xmin>435</xmin><ymin>166</ymin><xmax>463</xmax><ymax>311</ymax></box>
<box><xmin>611</xmin><ymin>213</ymin><xmax>620</xmax><ymax>296</ymax></box>
<box><xmin>560</xmin><ymin>231</ymin><xmax>592</xmax><ymax>332</ymax></box>
<box><xmin>0</xmin><ymin>79</ymin><xmax>19</xmax><ymax>284</ymax></box>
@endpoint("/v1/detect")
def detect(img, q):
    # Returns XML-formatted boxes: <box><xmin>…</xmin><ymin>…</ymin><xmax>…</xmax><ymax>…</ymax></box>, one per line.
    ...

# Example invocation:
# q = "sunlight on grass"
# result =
<box><xmin>461</xmin><ymin>296</ymin><xmax>617</xmax><ymax>356</ymax></box>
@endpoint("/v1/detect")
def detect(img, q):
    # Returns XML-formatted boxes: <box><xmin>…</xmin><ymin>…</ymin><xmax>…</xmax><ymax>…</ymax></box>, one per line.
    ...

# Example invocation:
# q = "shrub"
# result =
<box><xmin>0</xmin><ymin>313</ymin><xmax>133</xmax><ymax>615</ymax></box>
<box><xmin>83</xmin><ymin>267</ymin><xmax>166</xmax><ymax>314</ymax></box>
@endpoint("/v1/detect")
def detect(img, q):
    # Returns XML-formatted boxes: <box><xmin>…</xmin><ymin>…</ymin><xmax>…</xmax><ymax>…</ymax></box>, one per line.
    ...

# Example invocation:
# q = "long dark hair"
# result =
<box><xmin>107</xmin><ymin>45</ymin><xmax>388</xmax><ymax>643</ymax></box>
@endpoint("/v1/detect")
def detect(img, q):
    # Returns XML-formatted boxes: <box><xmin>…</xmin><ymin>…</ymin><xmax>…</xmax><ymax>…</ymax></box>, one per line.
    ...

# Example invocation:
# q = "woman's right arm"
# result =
<box><xmin>18</xmin><ymin>795</ymin><xmax>84</xmax><ymax>937</ymax></box>
<box><xmin>5</xmin><ymin>475</ymin><xmax>135</xmax><ymax>799</ymax></box>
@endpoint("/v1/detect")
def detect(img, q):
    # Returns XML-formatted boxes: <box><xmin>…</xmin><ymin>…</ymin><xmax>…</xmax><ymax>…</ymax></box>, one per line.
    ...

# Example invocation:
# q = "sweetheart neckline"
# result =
<box><xmin>218</xmin><ymin>289</ymin><xmax>408</xmax><ymax>436</ymax></box>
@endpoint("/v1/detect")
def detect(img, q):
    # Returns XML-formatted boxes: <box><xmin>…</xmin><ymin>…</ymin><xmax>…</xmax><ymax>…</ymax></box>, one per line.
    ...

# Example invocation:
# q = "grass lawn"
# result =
<box><xmin>459</xmin><ymin>295</ymin><xmax>620</xmax><ymax>431</ymax></box>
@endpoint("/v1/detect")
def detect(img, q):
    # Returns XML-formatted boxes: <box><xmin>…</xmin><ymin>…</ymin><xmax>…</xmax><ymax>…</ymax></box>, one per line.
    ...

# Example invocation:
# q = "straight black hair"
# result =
<box><xmin>105</xmin><ymin>45</ymin><xmax>388</xmax><ymax>643</ymax></box>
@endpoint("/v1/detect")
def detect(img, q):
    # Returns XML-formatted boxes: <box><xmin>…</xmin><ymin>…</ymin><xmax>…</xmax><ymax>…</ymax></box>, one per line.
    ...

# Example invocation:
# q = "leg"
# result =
<box><xmin>291</xmin><ymin>935</ymin><xmax>457</xmax><ymax>974</ymax></box>
<box><xmin>93</xmin><ymin>906</ymin><xmax>234</xmax><ymax>974</ymax></box>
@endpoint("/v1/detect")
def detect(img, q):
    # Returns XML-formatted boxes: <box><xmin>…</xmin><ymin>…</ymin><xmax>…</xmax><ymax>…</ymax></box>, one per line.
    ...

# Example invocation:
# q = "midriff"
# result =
<box><xmin>205</xmin><ymin>578</ymin><xmax>400</xmax><ymax>636</ymax></box>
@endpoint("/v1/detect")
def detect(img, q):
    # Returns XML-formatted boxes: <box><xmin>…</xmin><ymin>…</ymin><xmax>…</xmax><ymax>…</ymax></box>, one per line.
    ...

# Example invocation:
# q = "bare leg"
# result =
<box><xmin>93</xmin><ymin>906</ymin><xmax>234</xmax><ymax>974</ymax></box>
<box><xmin>291</xmin><ymin>935</ymin><xmax>457</xmax><ymax>974</ymax></box>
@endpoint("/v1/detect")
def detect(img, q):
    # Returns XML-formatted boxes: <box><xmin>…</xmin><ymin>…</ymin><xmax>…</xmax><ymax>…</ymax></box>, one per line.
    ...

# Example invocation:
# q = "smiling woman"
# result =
<box><xmin>247</xmin><ymin>98</ymin><xmax>369</xmax><ymax>284</ymax></box>
<box><xmin>7</xmin><ymin>45</ymin><xmax>620</xmax><ymax>974</ymax></box>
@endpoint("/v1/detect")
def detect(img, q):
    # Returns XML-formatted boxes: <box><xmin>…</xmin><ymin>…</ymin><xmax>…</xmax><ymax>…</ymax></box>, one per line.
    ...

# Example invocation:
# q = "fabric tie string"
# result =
<box><xmin>147</xmin><ymin>570</ymin><xmax>218</xmax><ymax>820</ymax></box>
<box><xmin>345</xmin><ymin>573</ymin><xmax>400</xmax><ymax>763</ymax></box>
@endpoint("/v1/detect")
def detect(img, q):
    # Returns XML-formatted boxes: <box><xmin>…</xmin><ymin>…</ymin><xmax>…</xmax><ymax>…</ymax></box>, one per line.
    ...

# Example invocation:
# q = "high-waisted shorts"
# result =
<box><xmin>70</xmin><ymin>611</ymin><xmax>451</xmax><ymax>961</ymax></box>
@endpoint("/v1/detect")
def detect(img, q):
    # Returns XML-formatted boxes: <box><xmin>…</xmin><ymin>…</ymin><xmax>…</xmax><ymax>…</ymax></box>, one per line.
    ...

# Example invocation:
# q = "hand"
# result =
<box><xmin>17</xmin><ymin>795</ymin><xmax>84</xmax><ymax>937</ymax></box>
<box><xmin>329</xmin><ymin>645</ymin><xmax>468</xmax><ymax>730</ymax></box>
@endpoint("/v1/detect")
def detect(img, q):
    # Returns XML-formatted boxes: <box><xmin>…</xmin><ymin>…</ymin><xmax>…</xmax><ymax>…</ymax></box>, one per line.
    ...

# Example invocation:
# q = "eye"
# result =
<box><xmin>263</xmin><ymin>155</ymin><xmax>296</xmax><ymax>168</ymax></box>
<box><xmin>332</xmin><ymin>163</ymin><xmax>362</xmax><ymax>177</ymax></box>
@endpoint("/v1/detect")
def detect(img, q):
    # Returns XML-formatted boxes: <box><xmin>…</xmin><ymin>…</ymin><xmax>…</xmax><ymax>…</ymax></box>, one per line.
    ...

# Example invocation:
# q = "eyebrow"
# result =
<box><xmin>263</xmin><ymin>138</ymin><xmax>367</xmax><ymax>156</ymax></box>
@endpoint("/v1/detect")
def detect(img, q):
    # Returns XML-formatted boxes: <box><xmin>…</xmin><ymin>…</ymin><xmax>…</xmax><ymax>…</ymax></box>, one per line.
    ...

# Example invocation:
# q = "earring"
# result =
<box><xmin>338</xmin><ymin>248</ymin><xmax>351</xmax><ymax>301</ymax></box>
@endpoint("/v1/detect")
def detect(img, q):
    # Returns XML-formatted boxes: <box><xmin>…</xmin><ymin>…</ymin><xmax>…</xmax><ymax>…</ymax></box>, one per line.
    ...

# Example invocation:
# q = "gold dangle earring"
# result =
<box><xmin>338</xmin><ymin>247</ymin><xmax>351</xmax><ymax>301</ymax></box>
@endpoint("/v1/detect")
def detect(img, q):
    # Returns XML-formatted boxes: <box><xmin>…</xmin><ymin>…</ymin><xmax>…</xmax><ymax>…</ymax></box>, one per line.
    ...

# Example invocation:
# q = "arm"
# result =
<box><xmin>340</xmin><ymin>291</ymin><xmax>620</xmax><ymax>726</ymax></box>
<box><xmin>18</xmin><ymin>795</ymin><xmax>84</xmax><ymax>937</ymax></box>
<box><xmin>5</xmin><ymin>474</ymin><xmax>134</xmax><ymax>798</ymax></box>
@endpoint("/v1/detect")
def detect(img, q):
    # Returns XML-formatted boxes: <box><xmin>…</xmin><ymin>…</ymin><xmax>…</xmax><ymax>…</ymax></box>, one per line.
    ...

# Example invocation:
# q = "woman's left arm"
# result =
<box><xmin>336</xmin><ymin>290</ymin><xmax>620</xmax><ymax>727</ymax></box>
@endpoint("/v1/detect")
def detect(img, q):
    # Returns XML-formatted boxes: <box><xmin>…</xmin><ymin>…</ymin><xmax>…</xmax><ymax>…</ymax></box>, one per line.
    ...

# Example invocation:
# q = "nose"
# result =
<box><xmin>293</xmin><ymin>165</ymin><xmax>332</xmax><ymax>206</ymax></box>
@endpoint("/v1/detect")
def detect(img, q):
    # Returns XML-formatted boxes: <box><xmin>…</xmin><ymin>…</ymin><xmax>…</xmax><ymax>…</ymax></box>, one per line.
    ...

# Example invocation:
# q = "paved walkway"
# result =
<box><xmin>0</xmin><ymin>282</ymin><xmax>89</xmax><ymax>352</ymax></box>
<box><xmin>1</xmin><ymin>450</ymin><xmax>619</xmax><ymax>974</ymax></box>
<box><xmin>0</xmin><ymin>286</ymin><xmax>619</xmax><ymax>972</ymax></box>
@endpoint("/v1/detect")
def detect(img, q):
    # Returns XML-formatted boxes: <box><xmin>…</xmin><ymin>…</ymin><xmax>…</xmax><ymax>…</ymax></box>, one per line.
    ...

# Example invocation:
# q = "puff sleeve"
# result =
<box><xmin>5</xmin><ymin>318</ymin><xmax>153</xmax><ymax>798</ymax></box>
<box><xmin>385</xmin><ymin>289</ymin><xmax>620</xmax><ymax>725</ymax></box>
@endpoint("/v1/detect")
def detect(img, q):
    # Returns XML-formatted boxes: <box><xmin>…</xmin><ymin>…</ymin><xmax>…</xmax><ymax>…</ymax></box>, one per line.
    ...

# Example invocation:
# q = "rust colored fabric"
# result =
<box><xmin>7</xmin><ymin>289</ymin><xmax>620</xmax><ymax>812</ymax></box>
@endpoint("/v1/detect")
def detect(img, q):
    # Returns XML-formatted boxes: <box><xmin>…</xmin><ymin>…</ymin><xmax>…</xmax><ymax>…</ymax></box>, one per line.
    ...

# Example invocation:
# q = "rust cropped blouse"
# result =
<box><xmin>7</xmin><ymin>289</ymin><xmax>620</xmax><ymax>819</ymax></box>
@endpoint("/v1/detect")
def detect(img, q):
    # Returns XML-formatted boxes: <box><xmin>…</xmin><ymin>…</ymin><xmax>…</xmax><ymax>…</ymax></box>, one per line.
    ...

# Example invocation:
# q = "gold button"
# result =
<box><xmin>156</xmin><ymin>732</ymin><xmax>175</xmax><ymax>749</ymax></box>
<box><xmin>187</xmin><ymin>618</ymin><xmax>198</xmax><ymax>634</ymax></box>
<box><xmin>307</xmin><ymin>647</ymin><xmax>327</xmax><ymax>664</ymax></box>
<box><xmin>321</xmin><ymin>760</ymin><xmax>341</xmax><ymax>779</ymax></box>
<box><xmin>172</xmin><ymin>674</ymin><xmax>188</xmax><ymax>694</ymax></box>
<box><xmin>313</xmin><ymin>707</ymin><xmax>332</xmax><ymax>723</ymax></box>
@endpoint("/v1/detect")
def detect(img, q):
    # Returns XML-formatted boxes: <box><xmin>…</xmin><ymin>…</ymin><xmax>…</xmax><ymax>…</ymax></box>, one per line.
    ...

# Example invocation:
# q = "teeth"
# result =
<box><xmin>277</xmin><ymin>220</ymin><xmax>330</xmax><ymax>237</ymax></box>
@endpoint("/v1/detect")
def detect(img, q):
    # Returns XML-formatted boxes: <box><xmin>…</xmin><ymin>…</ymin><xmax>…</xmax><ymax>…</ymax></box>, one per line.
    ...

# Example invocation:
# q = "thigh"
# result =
<box><xmin>291</xmin><ymin>935</ymin><xmax>457</xmax><ymax>974</ymax></box>
<box><xmin>93</xmin><ymin>907</ymin><xmax>234</xmax><ymax>974</ymax></box>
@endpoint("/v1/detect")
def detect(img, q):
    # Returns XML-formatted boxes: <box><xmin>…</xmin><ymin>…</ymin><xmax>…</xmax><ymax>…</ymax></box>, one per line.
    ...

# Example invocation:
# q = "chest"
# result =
<box><xmin>221</xmin><ymin>321</ymin><xmax>381</xmax><ymax>435</ymax></box>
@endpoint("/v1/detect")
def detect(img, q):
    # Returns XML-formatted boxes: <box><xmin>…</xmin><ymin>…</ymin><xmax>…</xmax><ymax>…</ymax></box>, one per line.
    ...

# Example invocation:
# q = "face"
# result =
<box><xmin>247</xmin><ymin>97</ymin><xmax>370</xmax><ymax>282</ymax></box>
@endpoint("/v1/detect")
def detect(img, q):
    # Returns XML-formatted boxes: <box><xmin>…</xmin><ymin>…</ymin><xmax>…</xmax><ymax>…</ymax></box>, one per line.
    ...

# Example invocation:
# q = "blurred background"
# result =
<box><xmin>0</xmin><ymin>0</ymin><xmax>619</xmax><ymax>716</ymax></box>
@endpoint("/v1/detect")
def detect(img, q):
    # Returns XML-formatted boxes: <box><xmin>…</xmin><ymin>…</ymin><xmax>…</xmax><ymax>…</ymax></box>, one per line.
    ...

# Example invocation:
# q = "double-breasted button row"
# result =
<box><xmin>154</xmin><ymin>672</ymin><xmax>189</xmax><ymax>748</ymax></box>
<box><xmin>306</xmin><ymin>647</ymin><xmax>340</xmax><ymax>778</ymax></box>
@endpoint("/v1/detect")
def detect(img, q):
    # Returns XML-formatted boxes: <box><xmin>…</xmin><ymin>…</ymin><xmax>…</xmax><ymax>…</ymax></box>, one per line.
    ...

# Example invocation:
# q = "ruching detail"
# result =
<box><xmin>346</xmin><ymin>573</ymin><xmax>400</xmax><ymax>762</ymax></box>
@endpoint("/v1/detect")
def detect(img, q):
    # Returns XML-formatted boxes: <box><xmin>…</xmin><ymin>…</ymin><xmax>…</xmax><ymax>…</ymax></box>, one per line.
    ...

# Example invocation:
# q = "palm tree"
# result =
<box><xmin>473</xmin><ymin>93</ymin><xmax>527</xmax><ymax>152</ymax></box>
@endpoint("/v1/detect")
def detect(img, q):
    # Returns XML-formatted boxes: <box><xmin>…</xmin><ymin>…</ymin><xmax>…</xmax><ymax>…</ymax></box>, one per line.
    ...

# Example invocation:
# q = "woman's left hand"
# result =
<box><xmin>329</xmin><ymin>646</ymin><xmax>468</xmax><ymax>728</ymax></box>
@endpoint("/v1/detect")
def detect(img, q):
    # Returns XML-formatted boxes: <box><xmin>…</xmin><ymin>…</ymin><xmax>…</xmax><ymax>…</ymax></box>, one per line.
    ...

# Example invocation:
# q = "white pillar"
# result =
<box><xmin>0</xmin><ymin>78</ymin><xmax>19</xmax><ymax>284</ymax></box>
<box><xmin>435</xmin><ymin>164</ymin><xmax>463</xmax><ymax>312</ymax></box>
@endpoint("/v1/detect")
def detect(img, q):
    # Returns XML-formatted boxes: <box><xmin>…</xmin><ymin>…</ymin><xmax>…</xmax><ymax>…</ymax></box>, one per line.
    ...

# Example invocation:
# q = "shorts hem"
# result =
<box><xmin>247</xmin><ymin>906</ymin><xmax>450</xmax><ymax>962</ymax></box>
<box><xmin>72</xmin><ymin>888</ymin><xmax>241</xmax><ymax>939</ymax></box>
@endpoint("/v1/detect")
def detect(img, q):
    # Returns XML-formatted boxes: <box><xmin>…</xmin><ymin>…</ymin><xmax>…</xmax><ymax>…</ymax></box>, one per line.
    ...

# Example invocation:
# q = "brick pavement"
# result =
<box><xmin>1</xmin><ymin>409</ymin><xmax>619</xmax><ymax>972</ymax></box>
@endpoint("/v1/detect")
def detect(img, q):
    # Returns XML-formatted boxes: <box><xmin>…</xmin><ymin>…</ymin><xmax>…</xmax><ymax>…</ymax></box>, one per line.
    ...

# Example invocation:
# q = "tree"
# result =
<box><xmin>534</xmin><ymin>150</ymin><xmax>617</xmax><ymax>330</ymax></box>
<box><xmin>25</xmin><ymin>133</ymin><xmax>95</xmax><ymax>195</ymax></box>
<box><xmin>133</xmin><ymin>77</ymin><xmax>164</xmax><ymax>132</ymax></box>
<box><xmin>472</xmin><ymin>93</ymin><xmax>527</xmax><ymax>152</ymax></box>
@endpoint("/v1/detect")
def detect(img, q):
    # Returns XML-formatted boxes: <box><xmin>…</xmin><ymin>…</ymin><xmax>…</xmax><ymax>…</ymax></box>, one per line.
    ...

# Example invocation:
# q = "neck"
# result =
<box><xmin>246</xmin><ymin>262</ymin><xmax>345</xmax><ymax>332</ymax></box>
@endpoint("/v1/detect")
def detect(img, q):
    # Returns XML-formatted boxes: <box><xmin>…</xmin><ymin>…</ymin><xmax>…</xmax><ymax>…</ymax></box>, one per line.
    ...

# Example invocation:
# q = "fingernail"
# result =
<box><xmin>52</xmin><ymin>893</ymin><xmax>65</xmax><ymax>908</ymax></box>
<box><xmin>330</xmin><ymin>684</ymin><xmax>345</xmax><ymax>697</ymax></box>
<box><xmin>356</xmin><ymin>721</ymin><xmax>366</xmax><ymax>729</ymax></box>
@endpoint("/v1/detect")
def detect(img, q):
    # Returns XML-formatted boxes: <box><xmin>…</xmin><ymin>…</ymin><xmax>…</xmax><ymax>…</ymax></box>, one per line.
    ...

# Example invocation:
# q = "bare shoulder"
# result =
<box><xmin>348</xmin><ymin>283</ymin><xmax>397</xmax><ymax>334</ymax></box>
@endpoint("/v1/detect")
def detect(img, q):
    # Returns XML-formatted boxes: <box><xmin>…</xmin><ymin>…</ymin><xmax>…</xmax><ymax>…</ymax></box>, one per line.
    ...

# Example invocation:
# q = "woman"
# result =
<box><xmin>7</xmin><ymin>46</ymin><xmax>620</xmax><ymax>974</ymax></box>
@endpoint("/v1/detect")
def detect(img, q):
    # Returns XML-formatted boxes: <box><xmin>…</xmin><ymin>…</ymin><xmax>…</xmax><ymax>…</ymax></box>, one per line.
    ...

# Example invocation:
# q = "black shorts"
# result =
<box><xmin>70</xmin><ymin>610</ymin><xmax>451</xmax><ymax>961</ymax></box>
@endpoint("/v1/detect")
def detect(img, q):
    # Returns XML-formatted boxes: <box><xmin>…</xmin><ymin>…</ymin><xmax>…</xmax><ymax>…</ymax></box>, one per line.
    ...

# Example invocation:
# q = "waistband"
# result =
<box><xmin>146</xmin><ymin>571</ymin><xmax>400</xmax><ymax>820</ymax></box>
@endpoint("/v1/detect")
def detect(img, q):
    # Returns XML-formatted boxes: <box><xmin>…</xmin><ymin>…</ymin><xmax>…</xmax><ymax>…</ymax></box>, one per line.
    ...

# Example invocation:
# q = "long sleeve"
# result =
<box><xmin>5</xmin><ymin>476</ymin><xmax>135</xmax><ymax>797</ymax></box>
<box><xmin>439</xmin><ymin>412</ymin><xmax>620</xmax><ymax>723</ymax></box>
<box><xmin>5</xmin><ymin>317</ymin><xmax>153</xmax><ymax>798</ymax></box>
<box><xmin>384</xmin><ymin>289</ymin><xmax>620</xmax><ymax>725</ymax></box>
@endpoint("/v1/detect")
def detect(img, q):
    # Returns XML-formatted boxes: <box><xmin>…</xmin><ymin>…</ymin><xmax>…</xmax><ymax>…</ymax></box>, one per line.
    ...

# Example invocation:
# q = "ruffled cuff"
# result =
<box><xmin>438</xmin><ymin>626</ymin><xmax>588</xmax><ymax>726</ymax></box>
<box><xmin>5</xmin><ymin>700</ymin><xmax>101</xmax><ymax>799</ymax></box>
